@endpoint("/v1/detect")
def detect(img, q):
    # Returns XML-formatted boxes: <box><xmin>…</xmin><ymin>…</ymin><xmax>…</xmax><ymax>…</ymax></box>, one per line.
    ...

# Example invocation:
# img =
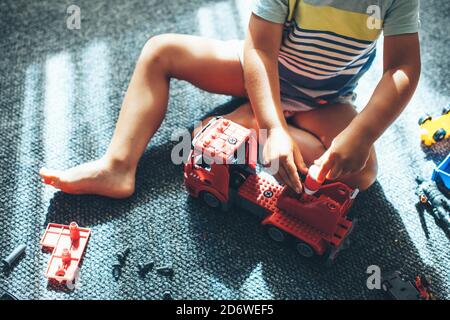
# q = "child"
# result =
<box><xmin>40</xmin><ymin>0</ymin><xmax>421</xmax><ymax>198</ymax></box>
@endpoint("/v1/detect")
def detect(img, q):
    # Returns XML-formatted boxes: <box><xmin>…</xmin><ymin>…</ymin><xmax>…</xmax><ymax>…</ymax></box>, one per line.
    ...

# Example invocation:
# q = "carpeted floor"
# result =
<box><xmin>0</xmin><ymin>0</ymin><xmax>449</xmax><ymax>300</ymax></box>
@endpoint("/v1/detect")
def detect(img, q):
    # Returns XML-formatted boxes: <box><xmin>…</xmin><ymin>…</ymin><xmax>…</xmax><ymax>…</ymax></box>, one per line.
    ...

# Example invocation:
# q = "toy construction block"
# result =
<box><xmin>432</xmin><ymin>153</ymin><xmax>450</xmax><ymax>191</ymax></box>
<box><xmin>418</xmin><ymin>107</ymin><xmax>450</xmax><ymax>146</ymax></box>
<box><xmin>40</xmin><ymin>222</ymin><xmax>91</xmax><ymax>283</ymax></box>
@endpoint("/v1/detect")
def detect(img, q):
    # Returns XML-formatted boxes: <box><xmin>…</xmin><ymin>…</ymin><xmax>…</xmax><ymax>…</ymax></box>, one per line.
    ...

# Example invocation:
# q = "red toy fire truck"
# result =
<box><xmin>40</xmin><ymin>222</ymin><xmax>91</xmax><ymax>284</ymax></box>
<box><xmin>184</xmin><ymin>117</ymin><xmax>359</xmax><ymax>263</ymax></box>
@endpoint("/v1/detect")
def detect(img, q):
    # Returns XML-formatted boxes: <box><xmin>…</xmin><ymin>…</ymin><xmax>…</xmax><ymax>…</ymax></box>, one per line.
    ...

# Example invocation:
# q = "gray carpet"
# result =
<box><xmin>0</xmin><ymin>0</ymin><xmax>449</xmax><ymax>300</ymax></box>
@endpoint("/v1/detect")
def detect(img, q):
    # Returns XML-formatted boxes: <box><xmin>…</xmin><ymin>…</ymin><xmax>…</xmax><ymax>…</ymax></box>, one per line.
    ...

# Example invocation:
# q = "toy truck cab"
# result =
<box><xmin>184</xmin><ymin>117</ymin><xmax>257</xmax><ymax>209</ymax></box>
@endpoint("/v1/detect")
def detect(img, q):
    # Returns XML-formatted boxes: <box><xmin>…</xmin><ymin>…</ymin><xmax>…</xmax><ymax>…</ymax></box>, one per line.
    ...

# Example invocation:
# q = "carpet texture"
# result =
<box><xmin>0</xmin><ymin>0</ymin><xmax>449</xmax><ymax>300</ymax></box>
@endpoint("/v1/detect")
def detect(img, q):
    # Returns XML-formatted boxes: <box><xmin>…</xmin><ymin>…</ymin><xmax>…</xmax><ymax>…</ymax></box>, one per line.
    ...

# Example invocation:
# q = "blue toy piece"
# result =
<box><xmin>432</xmin><ymin>153</ymin><xmax>450</xmax><ymax>190</ymax></box>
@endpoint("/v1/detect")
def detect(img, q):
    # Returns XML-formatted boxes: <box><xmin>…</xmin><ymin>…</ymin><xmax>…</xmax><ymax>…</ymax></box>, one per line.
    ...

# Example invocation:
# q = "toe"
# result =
<box><xmin>39</xmin><ymin>168</ymin><xmax>62</xmax><ymax>187</ymax></box>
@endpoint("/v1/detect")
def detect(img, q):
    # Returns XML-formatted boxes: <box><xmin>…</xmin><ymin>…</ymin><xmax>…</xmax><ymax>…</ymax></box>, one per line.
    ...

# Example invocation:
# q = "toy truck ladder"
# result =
<box><xmin>236</xmin><ymin>174</ymin><xmax>353</xmax><ymax>256</ymax></box>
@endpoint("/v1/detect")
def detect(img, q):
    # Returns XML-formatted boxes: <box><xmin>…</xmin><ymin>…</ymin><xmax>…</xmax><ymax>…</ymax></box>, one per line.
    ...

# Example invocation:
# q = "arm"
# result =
<box><xmin>317</xmin><ymin>33</ymin><xmax>421</xmax><ymax>181</ymax></box>
<box><xmin>244</xmin><ymin>14</ymin><xmax>285</xmax><ymax>134</ymax></box>
<box><xmin>244</xmin><ymin>14</ymin><xmax>307</xmax><ymax>193</ymax></box>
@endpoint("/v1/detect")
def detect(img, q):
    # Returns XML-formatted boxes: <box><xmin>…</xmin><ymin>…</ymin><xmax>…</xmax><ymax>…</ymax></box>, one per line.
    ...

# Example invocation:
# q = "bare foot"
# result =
<box><xmin>39</xmin><ymin>158</ymin><xmax>136</xmax><ymax>199</ymax></box>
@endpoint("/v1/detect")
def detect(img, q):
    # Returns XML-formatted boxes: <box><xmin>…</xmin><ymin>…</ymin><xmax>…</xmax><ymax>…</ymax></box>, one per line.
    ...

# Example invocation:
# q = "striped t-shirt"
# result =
<box><xmin>252</xmin><ymin>0</ymin><xmax>420</xmax><ymax>110</ymax></box>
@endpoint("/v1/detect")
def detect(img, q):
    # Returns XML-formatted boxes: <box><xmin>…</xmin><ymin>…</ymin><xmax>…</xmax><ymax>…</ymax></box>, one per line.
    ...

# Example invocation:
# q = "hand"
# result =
<box><xmin>262</xmin><ymin>127</ymin><xmax>308</xmax><ymax>193</ymax></box>
<box><xmin>315</xmin><ymin>128</ymin><xmax>372</xmax><ymax>182</ymax></box>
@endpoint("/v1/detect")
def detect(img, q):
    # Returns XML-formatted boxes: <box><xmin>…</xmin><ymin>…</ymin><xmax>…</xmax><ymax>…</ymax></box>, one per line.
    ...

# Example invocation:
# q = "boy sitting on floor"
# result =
<box><xmin>40</xmin><ymin>0</ymin><xmax>421</xmax><ymax>198</ymax></box>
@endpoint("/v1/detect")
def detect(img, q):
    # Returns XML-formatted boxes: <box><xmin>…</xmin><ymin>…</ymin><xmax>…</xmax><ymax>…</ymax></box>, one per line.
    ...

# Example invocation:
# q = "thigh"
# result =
<box><xmin>151</xmin><ymin>34</ymin><xmax>246</xmax><ymax>97</ymax></box>
<box><xmin>291</xmin><ymin>103</ymin><xmax>358</xmax><ymax>148</ymax></box>
<box><xmin>291</xmin><ymin>103</ymin><xmax>378</xmax><ymax>186</ymax></box>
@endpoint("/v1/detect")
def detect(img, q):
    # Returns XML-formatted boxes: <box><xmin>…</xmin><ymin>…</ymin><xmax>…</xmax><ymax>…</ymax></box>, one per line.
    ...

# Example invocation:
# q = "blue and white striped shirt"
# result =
<box><xmin>253</xmin><ymin>0</ymin><xmax>420</xmax><ymax>109</ymax></box>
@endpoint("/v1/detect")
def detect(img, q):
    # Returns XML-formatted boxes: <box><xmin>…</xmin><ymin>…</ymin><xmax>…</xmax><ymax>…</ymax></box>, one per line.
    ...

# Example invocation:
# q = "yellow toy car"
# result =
<box><xmin>419</xmin><ymin>106</ymin><xmax>450</xmax><ymax>146</ymax></box>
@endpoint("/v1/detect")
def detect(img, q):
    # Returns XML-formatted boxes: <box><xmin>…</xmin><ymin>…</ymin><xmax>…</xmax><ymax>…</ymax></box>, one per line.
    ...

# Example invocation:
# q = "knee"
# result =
<box><xmin>139</xmin><ymin>34</ymin><xmax>175</xmax><ymax>68</ymax></box>
<box><xmin>354</xmin><ymin>150</ymin><xmax>378</xmax><ymax>191</ymax></box>
<box><xmin>195</xmin><ymin>103</ymin><xmax>256</xmax><ymax>138</ymax></box>
<box><xmin>193</xmin><ymin>116</ymin><xmax>214</xmax><ymax>138</ymax></box>
<box><xmin>231</xmin><ymin>103</ymin><xmax>257</xmax><ymax>129</ymax></box>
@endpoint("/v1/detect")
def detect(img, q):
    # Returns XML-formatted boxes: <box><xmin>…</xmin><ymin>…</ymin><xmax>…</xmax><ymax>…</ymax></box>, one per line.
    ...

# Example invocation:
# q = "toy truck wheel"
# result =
<box><xmin>418</xmin><ymin>115</ymin><xmax>432</xmax><ymax>125</ymax></box>
<box><xmin>324</xmin><ymin>246</ymin><xmax>340</xmax><ymax>267</ymax></box>
<box><xmin>419</xmin><ymin>114</ymin><xmax>433</xmax><ymax>126</ymax></box>
<box><xmin>201</xmin><ymin>192</ymin><xmax>221</xmax><ymax>209</ymax></box>
<box><xmin>442</xmin><ymin>106</ymin><xmax>450</xmax><ymax>115</ymax></box>
<box><xmin>230</xmin><ymin>172</ymin><xmax>246</xmax><ymax>188</ymax></box>
<box><xmin>266</xmin><ymin>226</ymin><xmax>288</xmax><ymax>243</ymax></box>
<box><xmin>341</xmin><ymin>218</ymin><xmax>357</xmax><ymax>250</ymax></box>
<box><xmin>294</xmin><ymin>241</ymin><xmax>315</xmax><ymax>258</ymax></box>
<box><xmin>433</xmin><ymin>128</ymin><xmax>446</xmax><ymax>142</ymax></box>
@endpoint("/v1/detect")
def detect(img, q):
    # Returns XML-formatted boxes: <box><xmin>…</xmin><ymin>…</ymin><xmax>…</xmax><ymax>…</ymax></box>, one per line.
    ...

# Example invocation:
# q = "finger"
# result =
<box><xmin>263</xmin><ymin>157</ymin><xmax>280</xmax><ymax>177</ymax></box>
<box><xmin>261</xmin><ymin>153</ymin><xmax>270</xmax><ymax>167</ymax></box>
<box><xmin>349</xmin><ymin>168</ymin><xmax>362</xmax><ymax>176</ymax></box>
<box><xmin>274</xmin><ymin>173</ymin><xmax>282</xmax><ymax>185</ymax></box>
<box><xmin>262</xmin><ymin>156</ymin><xmax>277</xmax><ymax>172</ymax></box>
<box><xmin>326</xmin><ymin>163</ymin><xmax>343</xmax><ymax>180</ymax></box>
<box><xmin>341</xmin><ymin>163</ymin><xmax>363</xmax><ymax>177</ymax></box>
<box><xmin>314</xmin><ymin>150</ymin><xmax>328</xmax><ymax>166</ymax></box>
<box><xmin>261</xmin><ymin>144</ymin><xmax>271</xmax><ymax>167</ymax></box>
<box><xmin>273</xmin><ymin>164</ymin><xmax>284</xmax><ymax>183</ymax></box>
<box><xmin>278</xmin><ymin>165</ymin><xmax>294</xmax><ymax>190</ymax></box>
<box><xmin>283</xmin><ymin>157</ymin><xmax>302</xmax><ymax>193</ymax></box>
<box><xmin>316</xmin><ymin>153</ymin><xmax>333</xmax><ymax>183</ymax></box>
<box><xmin>293</xmin><ymin>146</ymin><xmax>308</xmax><ymax>175</ymax></box>
<box><xmin>350</xmin><ymin>163</ymin><xmax>366</xmax><ymax>175</ymax></box>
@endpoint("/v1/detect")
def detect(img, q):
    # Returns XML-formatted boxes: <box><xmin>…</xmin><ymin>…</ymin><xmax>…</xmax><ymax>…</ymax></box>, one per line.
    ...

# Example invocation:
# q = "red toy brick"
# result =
<box><xmin>40</xmin><ymin>222</ymin><xmax>91</xmax><ymax>283</ymax></box>
<box><xmin>238</xmin><ymin>174</ymin><xmax>284</xmax><ymax>213</ymax></box>
<box><xmin>61</xmin><ymin>248</ymin><xmax>72</xmax><ymax>265</ymax></box>
<box><xmin>185</xmin><ymin>117</ymin><xmax>359</xmax><ymax>262</ymax></box>
<box><xmin>69</xmin><ymin>222</ymin><xmax>80</xmax><ymax>242</ymax></box>
<box><xmin>303</xmin><ymin>164</ymin><xmax>323</xmax><ymax>195</ymax></box>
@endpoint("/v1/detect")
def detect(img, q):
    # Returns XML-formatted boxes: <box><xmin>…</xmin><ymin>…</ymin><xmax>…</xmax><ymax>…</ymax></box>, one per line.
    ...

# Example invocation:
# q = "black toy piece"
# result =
<box><xmin>112</xmin><ymin>263</ymin><xmax>122</xmax><ymax>281</ymax></box>
<box><xmin>2</xmin><ymin>244</ymin><xmax>26</xmax><ymax>270</ymax></box>
<box><xmin>156</xmin><ymin>264</ymin><xmax>174</xmax><ymax>277</ymax></box>
<box><xmin>112</xmin><ymin>248</ymin><xmax>131</xmax><ymax>281</ymax></box>
<box><xmin>416</xmin><ymin>176</ymin><xmax>450</xmax><ymax>236</ymax></box>
<box><xmin>162</xmin><ymin>290</ymin><xmax>173</xmax><ymax>300</ymax></box>
<box><xmin>381</xmin><ymin>271</ymin><xmax>421</xmax><ymax>300</ymax></box>
<box><xmin>0</xmin><ymin>288</ymin><xmax>19</xmax><ymax>300</ymax></box>
<box><xmin>381</xmin><ymin>271</ymin><xmax>434</xmax><ymax>300</ymax></box>
<box><xmin>117</xmin><ymin>248</ymin><xmax>131</xmax><ymax>266</ymax></box>
<box><xmin>138</xmin><ymin>261</ymin><xmax>154</xmax><ymax>278</ymax></box>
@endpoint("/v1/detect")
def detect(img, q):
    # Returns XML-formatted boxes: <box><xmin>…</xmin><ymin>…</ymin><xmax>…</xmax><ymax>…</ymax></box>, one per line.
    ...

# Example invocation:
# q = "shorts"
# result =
<box><xmin>228</xmin><ymin>40</ymin><xmax>357</xmax><ymax>117</ymax></box>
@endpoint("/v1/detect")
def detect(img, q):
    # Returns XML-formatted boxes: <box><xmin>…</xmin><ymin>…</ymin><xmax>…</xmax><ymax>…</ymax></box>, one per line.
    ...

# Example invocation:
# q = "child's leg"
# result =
<box><xmin>40</xmin><ymin>34</ymin><xmax>246</xmax><ymax>198</ymax></box>
<box><xmin>291</xmin><ymin>103</ymin><xmax>378</xmax><ymax>191</ymax></box>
